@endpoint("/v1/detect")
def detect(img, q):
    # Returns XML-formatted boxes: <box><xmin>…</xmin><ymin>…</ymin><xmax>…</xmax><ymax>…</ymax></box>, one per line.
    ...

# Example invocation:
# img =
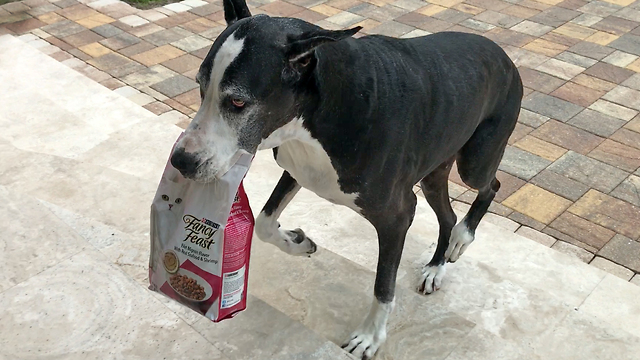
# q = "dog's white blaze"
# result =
<box><xmin>260</xmin><ymin>117</ymin><xmax>361</xmax><ymax>213</ymax></box>
<box><xmin>211</xmin><ymin>33</ymin><xmax>244</xmax><ymax>95</ymax></box>
<box><xmin>181</xmin><ymin>32</ymin><xmax>245</xmax><ymax>180</ymax></box>
<box><xmin>344</xmin><ymin>298</ymin><xmax>394</xmax><ymax>358</ymax></box>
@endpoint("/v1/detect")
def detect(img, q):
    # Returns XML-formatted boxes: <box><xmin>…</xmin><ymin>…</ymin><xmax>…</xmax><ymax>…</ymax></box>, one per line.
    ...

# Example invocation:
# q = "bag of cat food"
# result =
<box><xmin>149</xmin><ymin>133</ymin><xmax>254</xmax><ymax>322</ymax></box>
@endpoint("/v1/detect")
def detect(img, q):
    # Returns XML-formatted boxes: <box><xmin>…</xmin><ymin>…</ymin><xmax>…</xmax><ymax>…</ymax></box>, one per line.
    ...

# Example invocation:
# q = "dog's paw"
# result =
<box><xmin>418</xmin><ymin>263</ymin><xmax>446</xmax><ymax>295</ymax></box>
<box><xmin>342</xmin><ymin>328</ymin><xmax>386</xmax><ymax>360</ymax></box>
<box><xmin>445</xmin><ymin>222</ymin><xmax>474</xmax><ymax>263</ymax></box>
<box><xmin>283</xmin><ymin>228</ymin><xmax>317</xmax><ymax>256</ymax></box>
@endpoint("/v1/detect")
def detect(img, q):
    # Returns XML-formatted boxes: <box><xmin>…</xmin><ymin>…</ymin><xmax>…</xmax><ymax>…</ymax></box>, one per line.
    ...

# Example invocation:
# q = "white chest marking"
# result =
<box><xmin>259</xmin><ymin>118</ymin><xmax>361</xmax><ymax>213</ymax></box>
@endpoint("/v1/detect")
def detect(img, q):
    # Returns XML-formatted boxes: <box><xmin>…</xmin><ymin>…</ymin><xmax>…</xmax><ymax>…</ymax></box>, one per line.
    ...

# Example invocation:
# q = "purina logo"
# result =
<box><xmin>182</xmin><ymin>215</ymin><xmax>220</xmax><ymax>250</ymax></box>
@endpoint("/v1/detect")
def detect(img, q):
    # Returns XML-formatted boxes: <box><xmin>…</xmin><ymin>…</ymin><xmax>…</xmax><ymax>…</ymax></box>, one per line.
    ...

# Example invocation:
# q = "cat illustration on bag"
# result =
<box><xmin>150</xmin><ymin>167</ymin><xmax>188</xmax><ymax>278</ymax></box>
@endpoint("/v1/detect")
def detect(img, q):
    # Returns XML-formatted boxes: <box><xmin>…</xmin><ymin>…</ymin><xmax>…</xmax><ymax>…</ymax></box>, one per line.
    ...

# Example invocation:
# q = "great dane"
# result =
<box><xmin>170</xmin><ymin>0</ymin><xmax>523</xmax><ymax>358</ymax></box>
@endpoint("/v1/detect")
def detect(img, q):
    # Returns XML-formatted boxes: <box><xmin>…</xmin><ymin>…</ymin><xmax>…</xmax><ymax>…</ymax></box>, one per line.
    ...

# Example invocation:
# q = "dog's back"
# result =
<box><xmin>311</xmin><ymin>31</ymin><xmax>522</xmax><ymax>187</ymax></box>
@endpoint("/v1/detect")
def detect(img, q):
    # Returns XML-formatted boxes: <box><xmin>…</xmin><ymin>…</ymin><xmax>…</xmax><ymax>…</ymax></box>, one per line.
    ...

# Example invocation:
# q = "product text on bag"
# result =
<box><xmin>182</xmin><ymin>215</ymin><xmax>220</xmax><ymax>249</ymax></box>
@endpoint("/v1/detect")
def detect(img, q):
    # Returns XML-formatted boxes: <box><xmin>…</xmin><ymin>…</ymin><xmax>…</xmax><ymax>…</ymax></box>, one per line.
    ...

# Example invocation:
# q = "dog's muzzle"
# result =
<box><xmin>170</xmin><ymin>147</ymin><xmax>200</xmax><ymax>178</ymax></box>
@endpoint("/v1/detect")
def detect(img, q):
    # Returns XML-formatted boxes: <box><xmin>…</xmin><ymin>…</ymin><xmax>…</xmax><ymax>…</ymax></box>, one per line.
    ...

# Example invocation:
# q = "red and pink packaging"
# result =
<box><xmin>149</xmin><ymin>134</ymin><xmax>254</xmax><ymax>322</ymax></box>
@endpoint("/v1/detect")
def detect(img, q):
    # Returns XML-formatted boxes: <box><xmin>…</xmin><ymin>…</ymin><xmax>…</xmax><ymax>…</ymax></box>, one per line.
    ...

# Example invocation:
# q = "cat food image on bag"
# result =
<box><xmin>149</xmin><ymin>133</ymin><xmax>254</xmax><ymax>322</ymax></box>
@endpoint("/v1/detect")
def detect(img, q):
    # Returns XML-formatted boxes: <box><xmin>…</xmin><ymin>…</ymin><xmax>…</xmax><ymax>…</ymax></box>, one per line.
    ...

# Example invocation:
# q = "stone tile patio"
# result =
<box><xmin>2</xmin><ymin>36</ymin><xmax>640</xmax><ymax>359</ymax></box>
<box><xmin>1</xmin><ymin>0</ymin><xmax>639</xmax><ymax>281</ymax></box>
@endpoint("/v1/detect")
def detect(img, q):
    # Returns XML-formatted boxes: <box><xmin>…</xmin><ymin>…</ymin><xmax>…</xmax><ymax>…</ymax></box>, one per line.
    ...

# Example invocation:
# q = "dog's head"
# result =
<box><xmin>170</xmin><ymin>0</ymin><xmax>361</xmax><ymax>182</ymax></box>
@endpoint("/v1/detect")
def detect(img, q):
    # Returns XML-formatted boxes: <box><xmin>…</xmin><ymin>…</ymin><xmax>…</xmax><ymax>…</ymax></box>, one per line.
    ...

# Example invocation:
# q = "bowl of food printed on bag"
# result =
<box><xmin>169</xmin><ymin>269</ymin><xmax>213</xmax><ymax>303</ymax></box>
<box><xmin>163</xmin><ymin>250</ymin><xmax>180</xmax><ymax>274</ymax></box>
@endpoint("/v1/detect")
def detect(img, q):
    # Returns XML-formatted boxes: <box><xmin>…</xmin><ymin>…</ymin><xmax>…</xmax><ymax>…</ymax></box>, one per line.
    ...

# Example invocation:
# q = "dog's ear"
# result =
<box><xmin>283</xmin><ymin>26</ymin><xmax>362</xmax><ymax>84</ymax></box>
<box><xmin>223</xmin><ymin>0</ymin><xmax>251</xmax><ymax>26</ymax></box>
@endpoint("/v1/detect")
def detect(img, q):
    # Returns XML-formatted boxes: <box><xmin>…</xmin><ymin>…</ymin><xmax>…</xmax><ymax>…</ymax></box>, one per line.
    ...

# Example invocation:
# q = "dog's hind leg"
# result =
<box><xmin>255</xmin><ymin>170</ymin><xmax>317</xmax><ymax>256</ymax></box>
<box><xmin>417</xmin><ymin>157</ymin><xmax>457</xmax><ymax>294</ymax></box>
<box><xmin>343</xmin><ymin>190</ymin><xmax>416</xmax><ymax>360</ymax></box>
<box><xmin>446</xmin><ymin>80</ymin><xmax>522</xmax><ymax>263</ymax></box>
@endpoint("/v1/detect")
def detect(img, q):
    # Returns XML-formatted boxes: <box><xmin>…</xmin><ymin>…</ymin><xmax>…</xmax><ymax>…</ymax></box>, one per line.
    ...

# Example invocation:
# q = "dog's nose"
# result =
<box><xmin>171</xmin><ymin>147</ymin><xmax>199</xmax><ymax>177</ymax></box>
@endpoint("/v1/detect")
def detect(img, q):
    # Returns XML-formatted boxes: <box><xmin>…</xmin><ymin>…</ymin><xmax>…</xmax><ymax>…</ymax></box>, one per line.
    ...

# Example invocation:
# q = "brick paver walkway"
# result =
<box><xmin>1</xmin><ymin>0</ymin><xmax>639</xmax><ymax>281</ymax></box>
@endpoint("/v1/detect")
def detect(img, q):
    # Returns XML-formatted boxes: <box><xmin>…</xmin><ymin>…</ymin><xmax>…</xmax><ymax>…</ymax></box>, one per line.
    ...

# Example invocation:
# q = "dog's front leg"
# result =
<box><xmin>343</xmin><ymin>195</ymin><xmax>416</xmax><ymax>359</ymax></box>
<box><xmin>255</xmin><ymin>170</ymin><xmax>317</xmax><ymax>256</ymax></box>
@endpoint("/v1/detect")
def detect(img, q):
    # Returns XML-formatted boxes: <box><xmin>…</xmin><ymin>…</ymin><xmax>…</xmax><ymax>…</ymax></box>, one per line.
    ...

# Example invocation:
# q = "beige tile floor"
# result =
<box><xmin>1</xmin><ymin>34</ymin><xmax>640</xmax><ymax>360</ymax></box>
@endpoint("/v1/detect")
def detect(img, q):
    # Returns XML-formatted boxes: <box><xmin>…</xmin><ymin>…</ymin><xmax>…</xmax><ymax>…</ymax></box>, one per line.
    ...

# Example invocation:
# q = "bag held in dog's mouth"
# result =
<box><xmin>149</xmin><ymin>133</ymin><xmax>254</xmax><ymax>322</ymax></box>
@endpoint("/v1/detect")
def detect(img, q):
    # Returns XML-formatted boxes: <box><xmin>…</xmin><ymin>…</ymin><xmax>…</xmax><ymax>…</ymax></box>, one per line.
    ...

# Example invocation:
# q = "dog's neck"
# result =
<box><xmin>257</xmin><ymin>116</ymin><xmax>315</xmax><ymax>150</ymax></box>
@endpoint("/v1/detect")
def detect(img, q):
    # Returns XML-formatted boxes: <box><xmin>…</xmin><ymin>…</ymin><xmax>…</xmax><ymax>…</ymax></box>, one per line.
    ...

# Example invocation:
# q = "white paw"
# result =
<box><xmin>343</xmin><ymin>328</ymin><xmax>385</xmax><ymax>360</ymax></box>
<box><xmin>418</xmin><ymin>263</ymin><xmax>446</xmax><ymax>295</ymax></box>
<box><xmin>255</xmin><ymin>213</ymin><xmax>317</xmax><ymax>256</ymax></box>
<box><xmin>342</xmin><ymin>299</ymin><xmax>393</xmax><ymax>360</ymax></box>
<box><xmin>445</xmin><ymin>222</ymin><xmax>474</xmax><ymax>262</ymax></box>
<box><xmin>281</xmin><ymin>228</ymin><xmax>317</xmax><ymax>256</ymax></box>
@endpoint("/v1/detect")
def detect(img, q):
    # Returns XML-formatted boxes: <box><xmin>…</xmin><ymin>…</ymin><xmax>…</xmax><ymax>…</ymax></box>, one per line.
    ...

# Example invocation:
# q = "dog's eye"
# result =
<box><xmin>162</xmin><ymin>195</ymin><xmax>169</xmax><ymax>201</ymax></box>
<box><xmin>231</xmin><ymin>98</ymin><xmax>245</xmax><ymax>109</ymax></box>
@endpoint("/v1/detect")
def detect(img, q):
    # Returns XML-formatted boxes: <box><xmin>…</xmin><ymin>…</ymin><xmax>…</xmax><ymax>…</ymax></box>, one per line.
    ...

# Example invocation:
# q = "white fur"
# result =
<box><xmin>259</xmin><ymin>117</ymin><xmax>361</xmax><ymax>213</ymax></box>
<box><xmin>343</xmin><ymin>298</ymin><xmax>394</xmax><ymax>359</ymax></box>
<box><xmin>176</xmin><ymin>32</ymin><xmax>245</xmax><ymax>181</ymax></box>
<box><xmin>254</xmin><ymin>212</ymin><xmax>316</xmax><ymax>256</ymax></box>
<box><xmin>446</xmin><ymin>221</ymin><xmax>474</xmax><ymax>262</ymax></box>
<box><xmin>257</xmin><ymin>117</ymin><xmax>305</xmax><ymax>150</ymax></box>
<box><xmin>419</xmin><ymin>263</ymin><xmax>446</xmax><ymax>294</ymax></box>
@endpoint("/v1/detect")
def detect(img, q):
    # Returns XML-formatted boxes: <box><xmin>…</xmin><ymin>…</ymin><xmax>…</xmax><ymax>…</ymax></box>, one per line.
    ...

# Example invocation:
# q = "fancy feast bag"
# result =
<box><xmin>149</xmin><ymin>134</ymin><xmax>254</xmax><ymax>322</ymax></box>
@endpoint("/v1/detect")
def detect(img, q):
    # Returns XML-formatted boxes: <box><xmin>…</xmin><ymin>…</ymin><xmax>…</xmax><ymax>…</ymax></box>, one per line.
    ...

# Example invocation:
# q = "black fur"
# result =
<box><xmin>185</xmin><ymin>6</ymin><xmax>522</xmax><ymax>360</ymax></box>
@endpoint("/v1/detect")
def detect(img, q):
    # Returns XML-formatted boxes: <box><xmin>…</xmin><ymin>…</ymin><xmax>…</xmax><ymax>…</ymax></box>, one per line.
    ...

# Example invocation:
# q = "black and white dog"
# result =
<box><xmin>170</xmin><ymin>0</ymin><xmax>522</xmax><ymax>358</ymax></box>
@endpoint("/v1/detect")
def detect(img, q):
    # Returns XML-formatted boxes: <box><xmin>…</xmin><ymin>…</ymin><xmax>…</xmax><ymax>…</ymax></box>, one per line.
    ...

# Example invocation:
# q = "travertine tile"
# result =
<box><xmin>0</xmin><ymin>184</ymin><xmax>88</xmax><ymax>293</ymax></box>
<box><xmin>0</xmin><ymin>249</ymin><xmax>226</xmax><ymax>360</ymax></box>
<box><xmin>580</xmin><ymin>274</ymin><xmax>640</xmax><ymax>337</ymax></box>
